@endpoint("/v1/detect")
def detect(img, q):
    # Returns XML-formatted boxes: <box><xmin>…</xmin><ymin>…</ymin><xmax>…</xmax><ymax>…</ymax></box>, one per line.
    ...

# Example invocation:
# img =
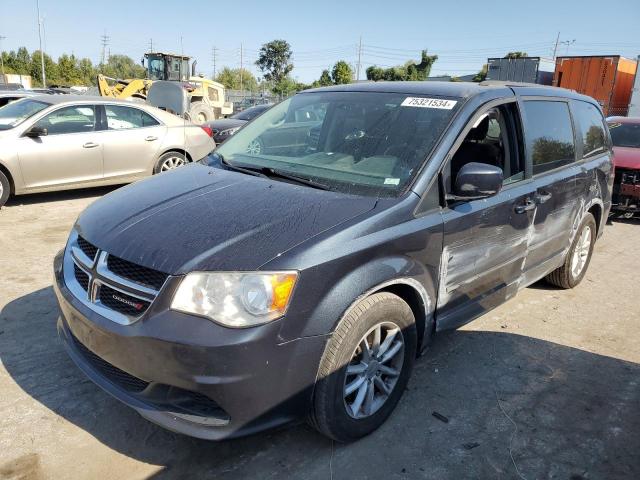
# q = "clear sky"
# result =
<box><xmin>1</xmin><ymin>0</ymin><xmax>638</xmax><ymax>83</ymax></box>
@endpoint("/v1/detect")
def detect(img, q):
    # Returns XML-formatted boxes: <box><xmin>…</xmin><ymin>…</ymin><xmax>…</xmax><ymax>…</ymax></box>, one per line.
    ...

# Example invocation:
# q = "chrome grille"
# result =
<box><xmin>64</xmin><ymin>230</ymin><xmax>168</xmax><ymax>325</ymax></box>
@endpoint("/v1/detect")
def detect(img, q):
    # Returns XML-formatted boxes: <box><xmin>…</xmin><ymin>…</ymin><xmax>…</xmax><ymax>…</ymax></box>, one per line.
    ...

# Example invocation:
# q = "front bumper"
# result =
<box><xmin>53</xmin><ymin>251</ymin><xmax>327</xmax><ymax>440</ymax></box>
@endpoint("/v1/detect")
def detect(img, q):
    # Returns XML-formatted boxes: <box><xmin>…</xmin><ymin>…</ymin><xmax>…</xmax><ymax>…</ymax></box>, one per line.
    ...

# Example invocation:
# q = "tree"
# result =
<box><xmin>331</xmin><ymin>60</ymin><xmax>353</xmax><ymax>85</ymax></box>
<box><xmin>366</xmin><ymin>50</ymin><xmax>438</xmax><ymax>82</ymax></box>
<box><xmin>100</xmin><ymin>54</ymin><xmax>146</xmax><ymax>80</ymax></box>
<box><xmin>30</xmin><ymin>50</ymin><xmax>58</xmax><ymax>86</ymax></box>
<box><xmin>318</xmin><ymin>69</ymin><xmax>332</xmax><ymax>86</ymax></box>
<box><xmin>505</xmin><ymin>51</ymin><xmax>527</xmax><ymax>59</ymax></box>
<box><xmin>255</xmin><ymin>40</ymin><xmax>293</xmax><ymax>85</ymax></box>
<box><xmin>473</xmin><ymin>64</ymin><xmax>488</xmax><ymax>82</ymax></box>
<box><xmin>214</xmin><ymin>67</ymin><xmax>258</xmax><ymax>91</ymax></box>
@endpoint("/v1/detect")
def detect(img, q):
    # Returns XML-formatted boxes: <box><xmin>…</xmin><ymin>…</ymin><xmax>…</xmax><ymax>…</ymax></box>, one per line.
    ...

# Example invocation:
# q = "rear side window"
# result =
<box><xmin>573</xmin><ymin>101</ymin><xmax>607</xmax><ymax>158</ymax></box>
<box><xmin>522</xmin><ymin>100</ymin><xmax>576</xmax><ymax>175</ymax></box>
<box><xmin>104</xmin><ymin>105</ymin><xmax>159</xmax><ymax>130</ymax></box>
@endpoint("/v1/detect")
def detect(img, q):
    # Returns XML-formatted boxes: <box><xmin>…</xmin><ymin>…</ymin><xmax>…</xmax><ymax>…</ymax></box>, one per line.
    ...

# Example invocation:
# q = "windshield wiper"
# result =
<box><xmin>261</xmin><ymin>167</ymin><xmax>332</xmax><ymax>191</ymax></box>
<box><xmin>216</xmin><ymin>153</ymin><xmax>268</xmax><ymax>178</ymax></box>
<box><xmin>216</xmin><ymin>153</ymin><xmax>331</xmax><ymax>190</ymax></box>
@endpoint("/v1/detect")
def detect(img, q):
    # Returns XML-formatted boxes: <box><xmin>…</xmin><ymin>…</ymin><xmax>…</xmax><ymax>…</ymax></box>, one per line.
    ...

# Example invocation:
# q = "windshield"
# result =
<box><xmin>216</xmin><ymin>91</ymin><xmax>460</xmax><ymax>196</ymax></box>
<box><xmin>232</xmin><ymin>105</ymin><xmax>269</xmax><ymax>121</ymax></box>
<box><xmin>609</xmin><ymin>122</ymin><xmax>640</xmax><ymax>148</ymax></box>
<box><xmin>0</xmin><ymin>98</ymin><xmax>50</xmax><ymax>130</ymax></box>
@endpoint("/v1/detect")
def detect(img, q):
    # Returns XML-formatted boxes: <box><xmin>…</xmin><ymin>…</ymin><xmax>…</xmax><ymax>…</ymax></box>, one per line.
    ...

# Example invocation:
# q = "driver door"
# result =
<box><xmin>436</xmin><ymin>100</ymin><xmax>538</xmax><ymax>330</ymax></box>
<box><xmin>17</xmin><ymin>104</ymin><xmax>103</xmax><ymax>191</ymax></box>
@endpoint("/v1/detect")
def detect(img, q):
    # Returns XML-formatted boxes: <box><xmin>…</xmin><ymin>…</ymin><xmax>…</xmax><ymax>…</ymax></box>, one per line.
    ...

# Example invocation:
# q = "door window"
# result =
<box><xmin>104</xmin><ymin>105</ymin><xmax>159</xmax><ymax>130</ymax></box>
<box><xmin>449</xmin><ymin>103</ymin><xmax>525</xmax><ymax>189</ymax></box>
<box><xmin>522</xmin><ymin>101</ymin><xmax>576</xmax><ymax>175</ymax></box>
<box><xmin>573</xmin><ymin>101</ymin><xmax>607</xmax><ymax>158</ymax></box>
<box><xmin>34</xmin><ymin>105</ymin><xmax>96</xmax><ymax>135</ymax></box>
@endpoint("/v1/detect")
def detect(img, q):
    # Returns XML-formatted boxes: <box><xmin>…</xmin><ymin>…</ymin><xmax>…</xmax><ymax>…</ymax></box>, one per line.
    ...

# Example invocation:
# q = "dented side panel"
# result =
<box><xmin>436</xmin><ymin>180</ymin><xmax>537</xmax><ymax>331</ymax></box>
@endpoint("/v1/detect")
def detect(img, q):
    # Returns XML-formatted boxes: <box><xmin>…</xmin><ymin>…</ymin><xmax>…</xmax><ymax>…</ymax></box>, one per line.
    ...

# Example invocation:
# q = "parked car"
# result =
<box><xmin>0</xmin><ymin>95</ymin><xmax>214</xmax><ymax>207</ymax></box>
<box><xmin>607</xmin><ymin>116</ymin><xmax>640</xmax><ymax>218</ymax></box>
<box><xmin>204</xmin><ymin>103</ymin><xmax>272</xmax><ymax>144</ymax></box>
<box><xmin>0</xmin><ymin>91</ymin><xmax>42</xmax><ymax>108</ymax></box>
<box><xmin>53</xmin><ymin>81</ymin><xmax>612</xmax><ymax>442</ymax></box>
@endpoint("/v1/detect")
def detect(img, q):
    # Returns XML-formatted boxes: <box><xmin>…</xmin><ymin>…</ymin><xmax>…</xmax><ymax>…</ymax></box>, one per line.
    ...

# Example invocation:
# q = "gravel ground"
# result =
<box><xmin>0</xmin><ymin>187</ymin><xmax>639</xmax><ymax>480</ymax></box>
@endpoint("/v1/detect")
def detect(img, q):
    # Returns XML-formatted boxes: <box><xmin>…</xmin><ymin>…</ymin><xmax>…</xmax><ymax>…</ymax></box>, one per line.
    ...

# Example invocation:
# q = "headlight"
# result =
<box><xmin>171</xmin><ymin>271</ymin><xmax>298</xmax><ymax>328</ymax></box>
<box><xmin>219</xmin><ymin>127</ymin><xmax>240</xmax><ymax>137</ymax></box>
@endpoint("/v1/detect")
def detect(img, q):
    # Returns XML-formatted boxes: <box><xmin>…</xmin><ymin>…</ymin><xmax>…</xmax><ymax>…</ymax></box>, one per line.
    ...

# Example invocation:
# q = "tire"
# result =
<box><xmin>0</xmin><ymin>170</ymin><xmax>10</xmax><ymax>208</ymax></box>
<box><xmin>310</xmin><ymin>292</ymin><xmax>417</xmax><ymax>442</ymax></box>
<box><xmin>188</xmin><ymin>102</ymin><xmax>215</xmax><ymax>124</ymax></box>
<box><xmin>246</xmin><ymin>138</ymin><xmax>263</xmax><ymax>155</ymax></box>
<box><xmin>545</xmin><ymin>213</ymin><xmax>596</xmax><ymax>289</ymax></box>
<box><xmin>153</xmin><ymin>151</ymin><xmax>188</xmax><ymax>174</ymax></box>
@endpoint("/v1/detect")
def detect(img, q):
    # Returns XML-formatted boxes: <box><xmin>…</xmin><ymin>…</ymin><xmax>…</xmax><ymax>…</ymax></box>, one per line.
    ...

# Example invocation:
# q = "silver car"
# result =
<box><xmin>0</xmin><ymin>95</ymin><xmax>215</xmax><ymax>207</ymax></box>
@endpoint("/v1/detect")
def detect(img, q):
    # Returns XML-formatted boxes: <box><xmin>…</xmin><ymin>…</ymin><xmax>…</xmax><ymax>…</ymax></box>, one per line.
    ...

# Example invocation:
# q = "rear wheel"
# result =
<box><xmin>545</xmin><ymin>213</ymin><xmax>596</xmax><ymax>289</ymax></box>
<box><xmin>154</xmin><ymin>151</ymin><xmax>188</xmax><ymax>174</ymax></box>
<box><xmin>310</xmin><ymin>292</ymin><xmax>417</xmax><ymax>442</ymax></box>
<box><xmin>0</xmin><ymin>170</ymin><xmax>10</xmax><ymax>208</ymax></box>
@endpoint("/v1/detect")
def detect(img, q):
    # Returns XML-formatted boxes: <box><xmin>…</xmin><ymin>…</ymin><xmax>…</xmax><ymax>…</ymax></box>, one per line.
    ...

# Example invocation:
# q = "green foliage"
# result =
<box><xmin>318</xmin><ymin>69</ymin><xmax>332</xmax><ymax>86</ymax></box>
<box><xmin>272</xmin><ymin>76</ymin><xmax>308</xmax><ymax>98</ymax></box>
<box><xmin>331</xmin><ymin>60</ymin><xmax>353</xmax><ymax>85</ymax></box>
<box><xmin>99</xmin><ymin>54</ymin><xmax>146</xmax><ymax>80</ymax></box>
<box><xmin>473</xmin><ymin>64</ymin><xmax>488</xmax><ymax>82</ymax></box>
<box><xmin>214</xmin><ymin>67</ymin><xmax>258</xmax><ymax>91</ymax></box>
<box><xmin>255</xmin><ymin>40</ymin><xmax>293</xmax><ymax>85</ymax></box>
<box><xmin>0</xmin><ymin>46</ymin><xmax>145</xmax><ymax>87</ymax></box>
<box><xmin>366</xmin><ymin>50</ymin><xmax>438</xmax><ymax>82</ymax></box>
<box><xmin>505</xmin><ymin>51</ymin><xmax>528</xmax><ymax>59</ymax></box>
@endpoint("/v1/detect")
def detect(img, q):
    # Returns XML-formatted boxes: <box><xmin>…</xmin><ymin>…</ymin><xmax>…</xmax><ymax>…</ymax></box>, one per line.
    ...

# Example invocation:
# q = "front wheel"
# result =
<box><xmin>545</xmin><ymin>213</ymin><xmax>596</xmax><ymax>289</ymax></box>
<box><xmin>310</xmin><ymin>292</ymin><xmax>417</xmax><ymax>442</ymax></box>
<box><xmin>0</xmin><ymin>170</ymin><xmax>10</xmax><ymax>208</ymax></box>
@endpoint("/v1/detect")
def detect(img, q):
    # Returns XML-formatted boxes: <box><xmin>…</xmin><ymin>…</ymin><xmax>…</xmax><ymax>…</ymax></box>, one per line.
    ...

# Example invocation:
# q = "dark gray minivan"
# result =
<box><xmin>53</xmin><ymin>81</ymin><xmax>613</xmax><ymax>442</ymax></box>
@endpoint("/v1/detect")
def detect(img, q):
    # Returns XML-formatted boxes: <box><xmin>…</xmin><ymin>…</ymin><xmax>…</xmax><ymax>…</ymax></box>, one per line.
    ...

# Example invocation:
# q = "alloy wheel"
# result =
<box><xmin>246</xmin><ymin>139</ymin><xmax>262</xmax><ymax>155</ymax></box>
<box><xmin>160</xmin><ymin>155</ymin><xmax>186</xmax><ymax>172</ymax></box>
<box><xmin>570</xmin><ymin>225</ymin><xmax>592</xmax><ymax>278</ymax></box>
<box><xmin>343</xmin><ymin>322</ymin><xmax>405</xmax><ymax>419</ymax></box>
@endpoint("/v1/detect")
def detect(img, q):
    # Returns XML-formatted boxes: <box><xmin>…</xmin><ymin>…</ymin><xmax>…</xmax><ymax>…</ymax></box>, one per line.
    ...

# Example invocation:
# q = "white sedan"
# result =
<box><xmin>0</xmin><ymin>95</ymin><xmax>215</xmax><ymax>207</ymax></box>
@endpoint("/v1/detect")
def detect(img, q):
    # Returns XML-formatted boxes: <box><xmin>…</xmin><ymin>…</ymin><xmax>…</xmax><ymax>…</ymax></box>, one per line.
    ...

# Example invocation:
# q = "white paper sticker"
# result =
<box><xmin>401</xmin><ymin>97</ymin><xmax>457</xmax><ymax>109</ymax></box>
<box><xmin>384</xmin><ymin>178</ymin><xmax>400</xmax><ymax>185</ymax></box>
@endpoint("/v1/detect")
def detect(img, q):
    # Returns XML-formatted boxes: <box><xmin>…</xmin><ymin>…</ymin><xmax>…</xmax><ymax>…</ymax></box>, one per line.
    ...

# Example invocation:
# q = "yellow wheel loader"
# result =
<box><xmin>97</xmin><ymin>52</ymin><xmax>233</xmax><ymax>124</ymax></box>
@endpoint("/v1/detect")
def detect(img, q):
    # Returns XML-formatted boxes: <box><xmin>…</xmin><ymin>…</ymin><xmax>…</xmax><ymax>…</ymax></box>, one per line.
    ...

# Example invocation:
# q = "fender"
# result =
<box><xmin>278</xmin><ymin>254</ymin><xmax>438</xmax><ymax>342</ymax></box>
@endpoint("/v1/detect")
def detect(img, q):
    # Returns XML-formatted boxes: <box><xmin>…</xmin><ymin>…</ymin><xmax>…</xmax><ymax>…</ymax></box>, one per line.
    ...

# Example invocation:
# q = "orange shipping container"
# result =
<box><xmin>553</xmin><ymin>55</ymin><xmax>638</xmax><ymax>116</ymax></box>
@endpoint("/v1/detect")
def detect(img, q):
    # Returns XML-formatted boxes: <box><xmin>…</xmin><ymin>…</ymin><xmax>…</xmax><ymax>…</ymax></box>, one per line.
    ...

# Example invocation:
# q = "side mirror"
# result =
<box><xmin>25</xmin><ymin>126</ymin><xmax>48</xmax><ymax>138</ymax></box>
<box><xmin>450</xmin><ymin>162</ymin><xmax>503</xmax><ymax>201</ymax></box>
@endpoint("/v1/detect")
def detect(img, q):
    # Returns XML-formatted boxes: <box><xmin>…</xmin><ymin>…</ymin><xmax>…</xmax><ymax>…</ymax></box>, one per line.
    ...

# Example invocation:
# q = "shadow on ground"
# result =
<box><xmin>1</xmin><ymin>287</ymin><xmax>639</xmax><ymax>479</ymax></box>
<box><xmin>4</xmin><ymin>186</ymin><xmax>121</xmax><ymax>208</ymax></box>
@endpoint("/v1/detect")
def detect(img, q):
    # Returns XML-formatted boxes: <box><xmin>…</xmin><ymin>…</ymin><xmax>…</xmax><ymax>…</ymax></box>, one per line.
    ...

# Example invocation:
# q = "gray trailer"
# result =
<box><xmin>628</xmin><ymin>55</ymin><xmax>640</xmax><ymax>117</ymax></box>
<box><xmin>486</xmin><ymin>57</ymin><xmax>555</xmax><ymax>85</ymax></box>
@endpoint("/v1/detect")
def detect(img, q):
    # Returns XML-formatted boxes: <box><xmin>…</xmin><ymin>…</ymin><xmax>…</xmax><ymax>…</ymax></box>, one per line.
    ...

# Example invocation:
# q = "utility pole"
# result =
<box><xmin>100</xmin><ymin>30</ymin><xmax>109</xmax><ymax>65</ymax></box>
<box><xmin>211</xmin><ymin>46</ymin><xmax>217</xmax><ymax>78</ymax></box>
<box><xmin>356</xmin><ymin>36</ymin><xmax>362</xmax><ymax>81</ymax></box>
<box><xmin>148</xmin><ymin>38</ymin><xmax>153</xmax><ymax>54</ymax></box>
<box><xmin>240</xmin><ymin>43</ymin><xmax>243</xmax><ymax>96</ymax></box>
<box><xmin>552</xmin><ymin>31</ymin><xmax>560</xmax><ymax>60</ymax></box>
<box><xmin>36</xmin><ymin>0</ymin><xmax>46</xmax><ymax>86</ymax></box>
<box><xmin>0</xmin><ymin>35</ymin><xmax>6</xmax><ymax>77</ymax></box>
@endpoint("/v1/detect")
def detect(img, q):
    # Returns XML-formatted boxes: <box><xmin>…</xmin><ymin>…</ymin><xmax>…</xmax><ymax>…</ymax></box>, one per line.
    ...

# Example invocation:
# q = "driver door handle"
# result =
<box><xmin>514</xmin><ymin>198</ymin><xmax>536</xmax><ymax>214</ymax></box>
<box><xmin>535</xmin><ymin>191</ymin><xmax>552</xmax><ymax>204</ymax></box>
<box><xmin>83</xmin><ymin>142</ymin><xmax>99</xmax><ymax>149</ymax></box>
<box><xmin>145</xmin><ymin>136</ymin><xmax>158</xmax><ymax>142</ymax></box>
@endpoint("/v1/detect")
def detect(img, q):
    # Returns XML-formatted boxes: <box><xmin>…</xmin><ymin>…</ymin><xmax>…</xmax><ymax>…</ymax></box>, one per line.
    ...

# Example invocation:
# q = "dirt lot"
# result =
<box><xmin>0</xmin><ymin>188</ymin><xmax>639</xmax><ymax>480</ymax></box>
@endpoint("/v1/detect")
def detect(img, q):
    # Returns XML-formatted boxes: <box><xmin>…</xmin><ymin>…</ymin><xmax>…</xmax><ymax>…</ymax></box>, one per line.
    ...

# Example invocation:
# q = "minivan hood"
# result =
<box><xmin>613</xmin><ymin>146</ymin><xmax>640</xmax><ymax>170</ymax></box>
<box><xmin>75</xmin><ymin>164</ymin><xmax>377</xmax><ymax>274</ymax></box>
